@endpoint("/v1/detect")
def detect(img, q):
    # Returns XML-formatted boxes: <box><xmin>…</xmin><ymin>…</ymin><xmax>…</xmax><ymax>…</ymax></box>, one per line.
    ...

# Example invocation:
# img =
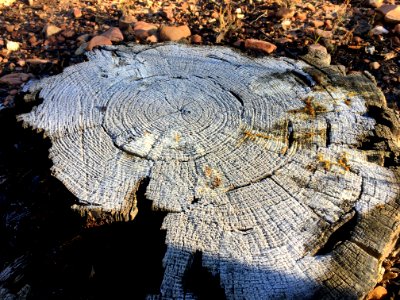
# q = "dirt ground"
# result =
<box><xmin>0</xmin><ymin>0</ymin><xmax>399</xmax><ymax>299</ymax></box>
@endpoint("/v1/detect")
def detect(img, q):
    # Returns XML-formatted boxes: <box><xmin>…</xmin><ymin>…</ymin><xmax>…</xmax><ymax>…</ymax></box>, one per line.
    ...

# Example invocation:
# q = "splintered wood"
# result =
<box><xmin>18</xmin><ymin>44</ymin><xmax>400</xmax><ymax>299</ymax></box>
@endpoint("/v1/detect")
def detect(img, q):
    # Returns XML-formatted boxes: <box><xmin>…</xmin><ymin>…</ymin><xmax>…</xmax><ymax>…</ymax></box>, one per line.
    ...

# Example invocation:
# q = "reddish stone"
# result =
<box><xmin>0</xmin><ymin>73</ymin><xmax>30</xmax><ymax>85</ymax></box>
<box><xmin>310</xmin><ymin>20</ymin><xmax>324</xmax><ymax>28</ymax></box>
<box><xmin>86</xmin><ymin>36</ymin><xmax>112</xmax><ymax>51</ymax></box>
<box><xmin>133</xmin><ymin>21</ymin><xmax>158</xmax><ymax>40</ymax></box>
<box><xmin>62</xmin><ymin>30</ymin><xmax>75</xmax><ymax>38</ymax></box>
<box><xmin>159</xmin><ymin>25</ymin><xmax>191</xmax><ymax>41</ymax></box>
<box><xmin>73</xmin><ymin>7</ymin><xmax>82</xmax><ymax>18</ymax></box>
<box><xmin>244</xmin><ymin>39</ymin><xmax>277</xmax><ymax>54</ymax></box>
<box><xmin>191</xmin><ymin>34</ymin><xmax>202</xmax><ymax>44</ymax></box>
<box><xmin>366</xmin><ymin>286</ymin><xmax>387</xmax><ymax>300</ymax></box>
<box><xmin>276</xmin><ymin>7</ymin><xmax>295</xmax><ymax>19</ymax></box>
<box><xmin>119</xmin><ymin>15</ymin><xmax>137</xmax><ymax>30</ymax></box>
<box><xmin>101</xmin><ymin>27</ymin><xmax>124</xmax><ymax>42</ymax></box>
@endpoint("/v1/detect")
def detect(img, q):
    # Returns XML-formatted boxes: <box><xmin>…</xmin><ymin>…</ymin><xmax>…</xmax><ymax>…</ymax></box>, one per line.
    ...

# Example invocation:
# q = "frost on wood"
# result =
<box><xmin>18</xmin><ymin>44</ymin><xmax>400</xmax><ymax>299</ymax></box>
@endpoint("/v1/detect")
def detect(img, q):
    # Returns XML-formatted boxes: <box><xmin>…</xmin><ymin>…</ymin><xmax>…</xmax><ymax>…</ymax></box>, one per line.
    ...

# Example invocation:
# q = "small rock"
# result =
<box><xmin>75</xmin><ymin>42</ymin><xmax>88</xmax><ymax>55</ymax></box>
<box><xmin>73</xmin><ymin>7</ymin><xmax>82</xmax><ymax>18</ymax></box>
<box><xmin>146</xmin><ymin>35</ymin><xmax>158</xmax><ymax>43</ymax></box>
<box><xmin>101</xmin><ymin>27</ymin><xmax>124</xmax><ymax>42</ymax></box>
<box><xmin>394</xmin><ymin>23</ymin><xmax>400</xmax><ymax>34</ymax></box>
<box><xmin>26</xmin><ymin>58</ymin><xmax>50</xmax><ymax>64</ymax></box>
<box><xmin>0</xmin><ymin>0</ymin><xmax>16</xmax><ymax>6</ymax></box>
<box><xmin>191</xmin><ymin>34</ymin><xmax>202</xmax><ymax>44</ymax></box>
<box><xmin>76</xmin><ymin>34</ymin><xmax>91</xmax><ymax>44</ymax></box>
<box><xmin>43</xmin><ymin>24</ymin><xmax>62</xmax><ymax>38</ymax></box>
<box><xmin>369</xmin><ymin>0</ymin><xmax>383</xmax><ymax>8</ymax></box>
<box><xmin>9</xmin><ymin>89</ymin><xmax>18</xmax><ymax>95</ymax></box>
<box><xmin>281</xmin><ymin>20</ymin><xmax>291</xmax><ymax>30</ymax></box>
<box><xmin>244</xmin><ymin>39</ymin><xmax>277</xmax><ymax>54</ymax></box>
<box><xmin>306</xmin><ymin>44</ymin><xmax>331</xmax><ymax>66</ymax></box>
<box><xmin>28</xmin><ymin>35</ymin><xmax>37</xmax><ymax>45</ymax></box>
<box><xmin>305</xmin><ymin>3</ymin><xmax>316</xmax><ymax>12</ymax></box>
<box><xmin>316</xmin><ymin>29</ymin><xmax>333</xmax><ymax>39</ymax></box>
<box><xmin>353</xmin><ymin>36</ymin><xmax>363</xmax><ymax>43</ymax></box>
<box><xmin>5</xmin><ymin>24</ymin><xmax>14</xmax><ymax>32</ymax></box>
<box><xmin>377</xmin><ymin>5</ymin><xmax>400</xmax><ymax>23</ymax></box>
<box><xmin>0</xmin><ymin>73</ymin><xmax>30</xmax><ymax>85</ymax></box>
<box><xmin>162</xmin><ymin>6</ymin><xmax>174</xmax><ymax>21</ymax></box>
<box><xmin>62</xmin><ymin>30</ymin><xmax>75</xmax><ymax>38</ymax></box>
<box><xmin>233</xmin><ymin>39</ymin><xmax>244</xmax><ymax>47</ymax></box>
<box><xmin>325</xmin><ymin>20</ymin><xmax>333</xmax><ymax>30</ymax></box>
<box><xmin>17</xmin><ymin>59</ymin><xmax>25</xmax><ymax>67</ymax></box>
<box><xmin>366</xmin><ymin>286</ymin><xmax>387</xmax><ymax>300</ymax></box>
<box><xmin>369</xmin><ymin>61</ymin><xmax>380</xmax><ymax>69</ymax></box>
<box><xmin>310</xmin><ymin>20</ymin><xmax>324</xmax><ymax>28</ymax></box>
<box><xmin>276</xmin><ymin>7</ymin><xmax>295</xmax><ymax>19</ymax></box>
<box><xmin>365</xmin><ymin>45</ymin><xmax>376</xmax><ymax>54</ymax></box>
<box><xmin>119</xmin><ymin>15</ymin><xmax>137</xmax><ymax>30</ymax></box>
<box><xmin>86</xmin><ymin>36</ymin><xmax>112</xmax><ymax>51</ymax></box>
<box><xmin>133</xmin><ymin>21</ymin><xmax>158</xmax><ymax>40</ymax></box>
<box><xmin>296</xmin><ymin>12</ymin><xmax>308</xmax><ymax>21</ymax></box>
<box><xmin>159</xmin><ymin>25</ymin><xmax>191</xmax><ymax>42</ymax></box>
<box><xmin>6</xmin><ymin>40</ymin><xmax>19</xmax><ymax>51</ymax></box>
<box><xmin>370</xmin><ymin>25</ymin><xmax>389</xmax><ymax>35</ymax></box>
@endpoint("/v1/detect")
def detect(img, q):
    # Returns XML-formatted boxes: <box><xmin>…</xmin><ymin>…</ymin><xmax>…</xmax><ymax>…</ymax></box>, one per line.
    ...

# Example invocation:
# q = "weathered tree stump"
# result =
<box><xmin>18</xmin><ymin>44</ymin><xmax>400</xmax><ymax>299</ymax></box>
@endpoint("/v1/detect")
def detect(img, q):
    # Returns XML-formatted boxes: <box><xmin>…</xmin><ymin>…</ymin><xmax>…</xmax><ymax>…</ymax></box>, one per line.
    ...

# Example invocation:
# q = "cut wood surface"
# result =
<box><xmin>18</xmin><ymin>44</ymin><xmax>400</xmax><ymax>299</ymax></box>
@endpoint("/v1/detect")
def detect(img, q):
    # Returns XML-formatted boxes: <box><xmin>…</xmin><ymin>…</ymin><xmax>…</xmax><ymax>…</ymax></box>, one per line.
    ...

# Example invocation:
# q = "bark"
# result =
<box><xmin>17</xmin><ymin>44</ymin><xmax>400</xmax><ymax>299</ymax></box>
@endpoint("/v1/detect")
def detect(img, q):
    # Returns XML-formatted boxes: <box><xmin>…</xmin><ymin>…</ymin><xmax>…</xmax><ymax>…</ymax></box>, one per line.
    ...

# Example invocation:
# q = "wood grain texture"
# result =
<box><xmin>18</xmin><ymin>44</ymin><xmax>400</xmax><ymax>299</ymax></box>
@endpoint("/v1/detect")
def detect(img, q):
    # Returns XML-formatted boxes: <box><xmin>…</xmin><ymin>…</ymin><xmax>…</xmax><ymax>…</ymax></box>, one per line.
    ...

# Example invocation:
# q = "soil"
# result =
<box><xmin>0</xmin><ymin>0</ymin><xmax>399</xmax><ymax>299</ymax></box>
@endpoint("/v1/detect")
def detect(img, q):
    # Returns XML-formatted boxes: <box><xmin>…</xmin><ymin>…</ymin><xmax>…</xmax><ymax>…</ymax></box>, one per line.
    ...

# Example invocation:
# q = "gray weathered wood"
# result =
<box><xmin>18</xmin><ymin>44</ymin><xmax>400</xmax><ymax>299</ymax></box>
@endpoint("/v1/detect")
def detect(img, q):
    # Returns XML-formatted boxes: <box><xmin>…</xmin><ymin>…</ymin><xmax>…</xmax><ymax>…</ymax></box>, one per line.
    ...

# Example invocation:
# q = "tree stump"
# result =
<box><xmin>18</xmin><ymin>44</ymin><xmax>400</xmax><ymax>299</ymax></box>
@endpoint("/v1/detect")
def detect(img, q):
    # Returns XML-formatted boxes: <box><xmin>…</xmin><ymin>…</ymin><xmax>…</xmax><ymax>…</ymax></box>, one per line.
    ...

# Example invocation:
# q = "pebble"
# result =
<box><xmin>370</xmin><ymin>25</ymin><xmax>389</xmax><ymax>35</ymax></box>
<box><xmin>381</xmin><ymin>5</ymin><xmax>400</xmax><ymax>23</ymax></box>
<box><xmin>316</xmin><ymin>29</ymin><xmax>333</xmax><ymax>39</ymax></box>
<box><xmin>6</xmin><ymin>40</ymin><xmax>19</xmax><ymax>51</ymax></box>
<box><xmin>310</xmin><ymin>20</ymin><xmax>324</xmax><ymax>28</ymax></box>
<box><xmin>0</xmin><ymin>73</ymin><xmax>30</xmax><ymax>85</ymax></box>
<box><xmin>296</xmin><ymin>12</ymin><xmax>308</xmax><ymax>21</ymax></box>
<box><xmin>281</xmin><ymin>20</ymin><xmax>291</xmax><ymax>30</ymax></box>
<box><xmin>76</xmin><ymin>34</ymin><xmax>90</xmax><ymax>44</ymax></box>
<box><xmin>146</xmin><ymin>35</ymin><xmax>158</xmax><ymax>43</ymax></box>
<box><xmin>191</xmin><ymin>34</ymin><xmax>202</xmax><ymax>44</ymax></box>
<box><xmin>244</xmin><ymin>39</ymin><xmax>277</xmax><ymax>54</ymax></box>
<box><xmin>5</xmin><ymin>24</ymin><xmax>14</xmax><ymax>32</ymax></box>
<box><xmin>75</xmin><ymin>42</ymin><xmax>88</xmax><ymax>55</ymax></box>
<box><xmin>276</xmin><ymin>7</ymin><xmax>295</xmax><ymax>19</ymax></box>
<box><xmin>0</xmin><ymin>0</ymin><xmax>16</xmax><ymax>6</ymax></box>
<box><xmin>366</xmin><ymin>286</ymin><xmax>387</xmax><ymax>300</ymax></box>
<box><xmin>305</xmin><ymin>3</ymin><xmax>316</xmax><ymax>12</ymax></box>
<box><xmin>119</xmin><ymin>15</ymin><xmax>137</xmax><ymax>30</ymax></box>
<box><xmin>101</xmin><ymin>27</ymin><xmax>124</xmax><ymax>42</ymax></box>
<box><xmin>368</xmin><ymin>0</ymin><xmax>383</xmax><ymax>8</ymax></box>
<box><xmin>73</xmin><ymin>7</ymin><xmax>82</xmax><ymax>18</ymax></box>
<box><xmin>307</xmin><ymin>44</ymin><xmax>331</xmax><ymax>66</ymax></box>
<box><xmin>9</xmin><ymin>89</ymin><xmax>18</xmax><ymax>95</ymax></box>
<box><xmin>394</xmin><ymin>23</ymin><xmax>400</xmax><ymax>34</ymax></box>
<box><xmin>133</xmin><ymin>21</ymin><xmax>158</xmax><ymax>40</ymax></box>
<box><xmin>86</xmin><ymin>36</ymin><xmax>112</xmax><ymax>51</ymax></box>
<box><xmin>26</xmin><ymin>58</ymin><xmax>50</xmax><ymax>64</ymax></box>
<box><xmin>62</xmin><ymin>30</ymin><xmax>75</xmax><ymax>38</ymax></box>
<box><xmin>369</xmin><ymin>61</ymin><xmax>380</xmax><ymax>69</ymax></box>
<box><xmin>43</xmin><ymin>24</ymin><xmax>62</xmax><ymax>38</ymax></box>
<box><xmin>159</xmin><ymin>25</ymin><xmax>191</xmax><ymax>42</ymax></box>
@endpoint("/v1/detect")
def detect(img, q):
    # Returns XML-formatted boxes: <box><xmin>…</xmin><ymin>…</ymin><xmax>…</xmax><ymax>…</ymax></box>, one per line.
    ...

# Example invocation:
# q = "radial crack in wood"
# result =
<box><xmin>17</xmin><ymin>44</ymin><xmax>400</xmax><ymax>299</ymax></box>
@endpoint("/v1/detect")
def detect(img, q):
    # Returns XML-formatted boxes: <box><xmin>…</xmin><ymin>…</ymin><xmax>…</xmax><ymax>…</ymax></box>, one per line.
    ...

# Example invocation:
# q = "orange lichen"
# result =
<box><xmin>317</xmin><ymin>152</ymin><xmax>351</xmax><ymax>173</ymax></box>
<box><xmin>289</xmin><ymin>97</ymin><xmax>327</xmax><ymax>118</ymax></box>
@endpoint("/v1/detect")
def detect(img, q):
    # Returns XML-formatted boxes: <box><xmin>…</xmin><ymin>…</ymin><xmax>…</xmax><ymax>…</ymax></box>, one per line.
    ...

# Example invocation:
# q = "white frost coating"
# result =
<box><xmin>18</xmin><ymin>44</ymin><xmax>400</xmax><ymax>299</ymax></box>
